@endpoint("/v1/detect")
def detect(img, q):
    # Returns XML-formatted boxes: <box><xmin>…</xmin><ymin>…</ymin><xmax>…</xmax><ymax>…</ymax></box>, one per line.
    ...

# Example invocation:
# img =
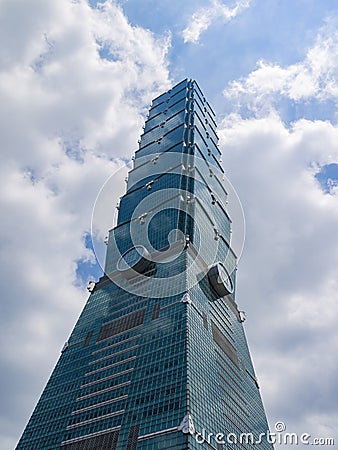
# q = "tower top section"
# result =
<box><xmin>133</xmin><ymin>78</ymin><xmax>222</xmax><ymax>172</ymax></box>
<box><xmin>103</xmin><ymin>78</ymin><xmax>241</xmax><ymax>300</ymax></box>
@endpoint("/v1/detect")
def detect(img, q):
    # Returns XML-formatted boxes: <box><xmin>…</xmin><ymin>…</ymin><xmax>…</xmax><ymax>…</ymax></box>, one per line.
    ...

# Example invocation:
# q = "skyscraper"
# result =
<box><xmin>17</xmin><ymin>79</ymin><xmax>273</xmax><ymax>450</ymax></box>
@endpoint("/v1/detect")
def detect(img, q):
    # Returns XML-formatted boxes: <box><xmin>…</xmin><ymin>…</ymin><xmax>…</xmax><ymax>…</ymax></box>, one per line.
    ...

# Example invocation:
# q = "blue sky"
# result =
<box><xmin>0</xmin><ymin>0</ymin><xmax>338</xmax><ymax>448</ymax></box>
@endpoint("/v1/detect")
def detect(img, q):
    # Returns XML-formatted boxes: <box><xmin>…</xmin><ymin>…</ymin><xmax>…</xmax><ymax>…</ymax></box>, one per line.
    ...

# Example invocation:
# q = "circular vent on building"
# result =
<box><xmin>117</xmin><ymin>245</ymin><xmax>154</xmax><ymax>279</ymax></box>
<box><xmin>207</xmin><ymin>262</ymin><xmax>234</xmax><ymax>298</ymax></box>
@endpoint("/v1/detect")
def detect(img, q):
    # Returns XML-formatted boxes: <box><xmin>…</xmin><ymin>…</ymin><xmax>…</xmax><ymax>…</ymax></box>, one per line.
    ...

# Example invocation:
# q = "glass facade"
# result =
<box><xmin>16</xmin><ymin>79</ymin><xmax>273</xmax><ymax>450</ymax></box>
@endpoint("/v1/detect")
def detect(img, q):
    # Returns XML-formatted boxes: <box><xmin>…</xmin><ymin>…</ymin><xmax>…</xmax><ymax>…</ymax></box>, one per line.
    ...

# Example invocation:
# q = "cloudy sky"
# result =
<box><xmin>1</xmin><ymin>0</ymin><xmax>338</xmax><ymax>448</ymax></box>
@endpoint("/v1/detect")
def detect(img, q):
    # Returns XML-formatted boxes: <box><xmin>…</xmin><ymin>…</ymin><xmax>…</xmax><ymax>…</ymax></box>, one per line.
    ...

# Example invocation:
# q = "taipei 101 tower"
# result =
<box><xmin>17</xmin><ymin>79</ymin><xmax>273</xmax><ymax>450</ymax></box>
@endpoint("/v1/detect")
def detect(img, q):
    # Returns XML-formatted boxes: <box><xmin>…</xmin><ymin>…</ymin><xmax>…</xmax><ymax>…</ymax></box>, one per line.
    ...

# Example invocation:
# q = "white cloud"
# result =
<box><xmin>182</xmin><ymin>0</ymin><xmax>250</xmax><ymax>44</ymax></box>
<box><xmin>218</xmin><ymin>113</ymin><xmax>338</xmax><ymax>444</ymax></box>
<box><xmin>218</xmin><ymin>19</ymin><xmax>338</xmax><ymax>445</ymax></box>
<box><xmin>0</xmin><ymin>0</ymin><xmax>170</xmax><ymax>448</ymax></box>
<box><xmin>223</xmin><ymin>23</ymin><xmax>338</xmax><ymax>115</ymax></box>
